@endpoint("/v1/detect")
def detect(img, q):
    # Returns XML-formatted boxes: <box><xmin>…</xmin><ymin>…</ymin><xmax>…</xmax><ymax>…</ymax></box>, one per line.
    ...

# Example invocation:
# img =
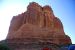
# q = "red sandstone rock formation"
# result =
<box><xmin>6</xmin><ymin>2</ymin><xmax>71</xmax><ymax>45</ymax></box>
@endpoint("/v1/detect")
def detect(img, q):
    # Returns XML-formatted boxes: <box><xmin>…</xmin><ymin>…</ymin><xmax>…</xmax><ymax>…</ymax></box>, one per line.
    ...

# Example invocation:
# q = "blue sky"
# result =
<box><xmin>0</xmin><ymin>0</ymin><xmax>75</xmax><ymax>44</ymax></box>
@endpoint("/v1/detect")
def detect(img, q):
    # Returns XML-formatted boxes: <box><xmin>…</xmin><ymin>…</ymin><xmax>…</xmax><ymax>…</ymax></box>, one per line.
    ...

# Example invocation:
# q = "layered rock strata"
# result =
<box><xmin>6</xmin><ymin>2</ymin><xmax>72</xmax><ymax>50</ymax></box>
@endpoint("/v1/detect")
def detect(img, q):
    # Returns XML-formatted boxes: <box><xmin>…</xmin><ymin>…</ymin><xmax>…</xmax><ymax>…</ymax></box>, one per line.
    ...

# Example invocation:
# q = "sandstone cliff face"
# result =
<box><xmin>6</xmin><ymin>2</ymin><xmax>71</xmax><ymax>45</ymax></box>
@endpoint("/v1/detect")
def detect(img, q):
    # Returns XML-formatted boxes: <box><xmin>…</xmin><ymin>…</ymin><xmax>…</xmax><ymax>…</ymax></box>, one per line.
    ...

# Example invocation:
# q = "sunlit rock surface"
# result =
<box><xmin>6</xmin><ymin>2</ymin><xmax>72</xmax><ymax>50</ymax></box>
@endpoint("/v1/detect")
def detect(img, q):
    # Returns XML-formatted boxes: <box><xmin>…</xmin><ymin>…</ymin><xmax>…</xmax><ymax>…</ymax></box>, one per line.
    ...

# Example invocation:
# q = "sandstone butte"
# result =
<box><xmin>6</xmin><ymin>2</ymin><xmax>72</xmax><ymax>50</ymax></box>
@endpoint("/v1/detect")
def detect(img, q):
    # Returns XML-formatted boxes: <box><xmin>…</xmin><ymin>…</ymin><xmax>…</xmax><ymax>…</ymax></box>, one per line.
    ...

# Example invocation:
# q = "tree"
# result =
<box><xmin>0</xmin><ymin>40</ymin><xmax>10</xmax><ymax>50</ymax></box>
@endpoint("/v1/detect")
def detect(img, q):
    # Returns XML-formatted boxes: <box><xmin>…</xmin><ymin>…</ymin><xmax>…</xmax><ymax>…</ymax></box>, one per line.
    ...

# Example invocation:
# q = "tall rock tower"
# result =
<box><xmin>6</xmin><ymin>2</ymin><xmax>72</xmax><ymax>50</ymax></box>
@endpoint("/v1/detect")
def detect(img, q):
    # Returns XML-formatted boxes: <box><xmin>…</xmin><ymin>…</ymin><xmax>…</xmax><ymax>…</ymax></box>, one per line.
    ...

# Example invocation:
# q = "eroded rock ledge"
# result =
<box><xmin>6</xmin><ymin>2</ymin><xmax>71</xmax><ymax>46</ymax></box>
